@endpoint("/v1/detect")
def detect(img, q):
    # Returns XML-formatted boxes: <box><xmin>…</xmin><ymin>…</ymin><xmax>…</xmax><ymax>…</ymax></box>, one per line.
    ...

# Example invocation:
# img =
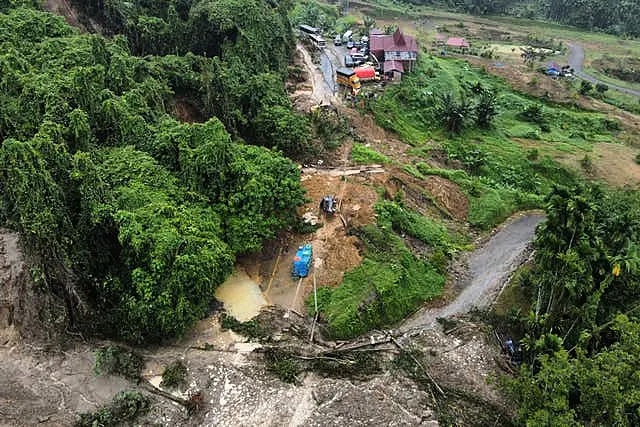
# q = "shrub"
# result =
<box><xmin>291</xmin><ymin>216</ymin><xmax>322</xmax><ymax>234</ymax></box>
<box><xmin>219</xmin><ymin>313</ymin><xmax>266</xmax><ymax>339</ymax></box>
<box><xmin>595</xmin><ymin>83</ymin><xmax>609</xmax><ymax>94</ymax></box>
<box><xmin>579</xmin><ymin>80</ymin><xmax>593</xmax><ymax>95</ymax></box>
<box><xmin>263</xmin><ymin>348</ymin><xmax>300</xmax><ymax>383</ymax></box>
<box><xmin>635</xmin><ymin>153</ymin><xmax>640</xmax><ymax>165</ymax></box>
<box><xmin>520</xmin><ymin>104</ymin><xmax>545</xmax><ymax>125</ymax></box>
<box><xmin>351</xmin><ymin>143</ymin><xmax>390</xmax><ymax>164</ymax></box>
<box><xmin>527</xmin><ymin>148</ymin><xmax>540</xmax><ymax>161</ymax></box>
<box><xmin>581</xmin><ymin>154</ymin><xmax>594</xmax><ymax>172</ymax></box>
<box><xmin>93</xmin><ymin>346</ymin><xmax>144</xmax><ymax>381</ymax></box>
<box><xmin>475</xmin><ymin>90</ymin><xmax>498</xmax><ymax>129</ymax></box>
<box><xmin>77</xmin><ymin>391</ymin><xmax>149</xmax><ymax>427</ymax></box>
<box><xmin>438</xmin><ymin>94</ymin><xmax>474</xmax><ymax>135</ymax></box>
<box><xmin>161</xmin><ymin>360</ymin><xmax>188</xmax><ymax>389</ymax></box>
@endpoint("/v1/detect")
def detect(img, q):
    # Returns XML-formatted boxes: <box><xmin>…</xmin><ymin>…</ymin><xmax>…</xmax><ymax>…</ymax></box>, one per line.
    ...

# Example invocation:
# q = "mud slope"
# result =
<box><xmin>402</xmin><ymin>213</ymin><xmax>545</xmax><ymax>331</ymax></box>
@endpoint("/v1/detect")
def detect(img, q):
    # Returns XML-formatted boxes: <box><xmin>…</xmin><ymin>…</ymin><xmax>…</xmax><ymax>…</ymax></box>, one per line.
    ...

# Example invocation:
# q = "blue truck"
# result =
<box><xmin>292</xmin><ymin>244</ymin><xmax>313</xmax><ymax>278</ymax></box>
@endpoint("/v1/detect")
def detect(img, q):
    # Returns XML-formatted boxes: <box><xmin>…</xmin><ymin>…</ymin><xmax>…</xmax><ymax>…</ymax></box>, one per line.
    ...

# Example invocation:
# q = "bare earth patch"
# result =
<box><xmin>586</xmin><ymin>143</ymin><xmax>640</xmax><ymax>187</ymax></box>
<box><xmin>424</xmin><ymin>176</ymin><xmax>470</xmax><ymax>220</ymax></box>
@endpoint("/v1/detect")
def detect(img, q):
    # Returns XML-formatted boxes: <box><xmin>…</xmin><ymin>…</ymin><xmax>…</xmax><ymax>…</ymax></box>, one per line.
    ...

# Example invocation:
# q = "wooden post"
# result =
<box><xmin>310</xmin><ymin>269</ymin><xmax>318</xmax><ymax>342</ymax></box>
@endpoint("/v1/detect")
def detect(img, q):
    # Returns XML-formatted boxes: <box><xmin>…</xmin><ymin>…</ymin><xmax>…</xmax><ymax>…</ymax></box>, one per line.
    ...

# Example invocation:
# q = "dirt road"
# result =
<box><xmin>296</xmin><ymin>44</ymin><xmax>336</xmax><ymax>106</ymax></box>
<box><xmin>568</xmin><ymin>43</ymin><xmax>640</xmax><ymax>97</ymax></box>
<box><xmin>401</xmin><ymin>213</ymin><xmax>545</xmax><ymax>332</ymax></box>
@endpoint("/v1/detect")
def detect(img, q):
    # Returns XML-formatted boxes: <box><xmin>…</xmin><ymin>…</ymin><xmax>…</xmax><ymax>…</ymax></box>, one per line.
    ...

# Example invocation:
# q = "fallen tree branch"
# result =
<box><xmin>294</xmin><ymin>355</ymin><xmax>356</xmax><ymax>364</ymax></box>
<box><xmin>188</xmin><ymin>345</ymin><xmax>236</xmax><ymax>353</ymax></box>
<box><xmin>386</xmin><ymin>332</ymin><xmax>446</xmax><ymax>398</ymax></box>
<box><xmin>139</xmin><ymin>381</ymin><xmax>191</xmax><ymax>409</ymax></box>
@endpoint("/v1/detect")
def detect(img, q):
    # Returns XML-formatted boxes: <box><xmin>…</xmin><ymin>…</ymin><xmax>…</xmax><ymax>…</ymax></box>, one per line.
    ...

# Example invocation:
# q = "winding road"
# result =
<box><xmin>568</xmin><ymin>43</ymin><xmax>640</xmax><ymax>97</ymax></box>
<box><xmin>401</xmin><ymin>213</ymin><xmax>545</xmax><ymax>332</ymax></box>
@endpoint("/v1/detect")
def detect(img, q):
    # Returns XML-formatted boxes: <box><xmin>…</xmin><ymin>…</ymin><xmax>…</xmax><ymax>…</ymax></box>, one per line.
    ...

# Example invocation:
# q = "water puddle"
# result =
<box><xmin>215</xmin><ymin>270</ymin><xmax>268</xmax><ymax>322</ymax></box>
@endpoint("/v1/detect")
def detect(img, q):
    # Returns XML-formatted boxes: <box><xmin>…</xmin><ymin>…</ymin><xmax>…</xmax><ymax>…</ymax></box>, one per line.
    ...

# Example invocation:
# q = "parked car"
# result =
<box><xmin>334</xmin><ymin>35</ymin><xmax>342</xmax><ymax>45</ymax></box>
<box><xmin>344</xmin><ymin>55</ymin><xmax>355</xmax><ymax>67</ymax></box>
<box><xmin>346</xmin><ymin>40</ymin><xmax>354</xmax><ymax>49</ymax></box>
<box><xmin>351</xmin><ymin>52</ymin><xmax>367</xmax><ymax>65</ymax></box>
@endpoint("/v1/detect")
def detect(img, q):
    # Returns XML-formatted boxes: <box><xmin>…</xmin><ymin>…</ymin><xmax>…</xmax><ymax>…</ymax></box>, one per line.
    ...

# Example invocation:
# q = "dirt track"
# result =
<box><xmin>401</xmin><ymin>213</ymin><xmax>545</xmax><ymax>332</ymax></box>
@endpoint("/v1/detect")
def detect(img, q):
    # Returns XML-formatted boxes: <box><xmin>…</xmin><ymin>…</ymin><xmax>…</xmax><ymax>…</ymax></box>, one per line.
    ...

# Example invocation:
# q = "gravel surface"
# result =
<box><xmin>401</xmin><ymin>214</ymin><xmax>545</xmax><ymax>332</ymax></box>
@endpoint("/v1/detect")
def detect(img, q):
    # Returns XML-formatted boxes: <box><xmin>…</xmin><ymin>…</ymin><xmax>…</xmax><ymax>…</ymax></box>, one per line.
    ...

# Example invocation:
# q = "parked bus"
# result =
<box><xmin>309</xmin><ymin>33</ymin><xmax>326</xmax><ymax>49</ymax></box>
<box><xmin>299</xmin><ymin>24</ymin><xmax>320</xmax><ymax>38</ymax></box>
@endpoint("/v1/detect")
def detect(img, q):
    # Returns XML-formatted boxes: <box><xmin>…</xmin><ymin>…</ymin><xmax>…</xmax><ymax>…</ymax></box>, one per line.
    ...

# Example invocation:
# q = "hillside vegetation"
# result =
<box><xmin>506</xmin><ymin>185</ymin><xmax>640</xmax><ymax>426</ymax></box>
<box><xmin>0</xmin><ymin>3</ymin><xmax>309</xmax><ymax>343</ymax></box>
<box><xmin>397</xmin><ymin>0</ymin><xmax>640</xmax><ymax>37</ymax></box>
<box><xmin>365</xmin><ymin>55</ymin><xmax>618</xmax><ymax>228</ymax></box>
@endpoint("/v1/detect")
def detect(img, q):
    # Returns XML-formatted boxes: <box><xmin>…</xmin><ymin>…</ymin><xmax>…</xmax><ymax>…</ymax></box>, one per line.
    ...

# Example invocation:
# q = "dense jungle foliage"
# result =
<box><xmin>507</xmin><ymin>185</ymin><xmax>640</xmax><ymax>426</ymax></box>
<box><xmin>400</xmin><ymin>0</ymin><xmax>640</xmax><ymax>37</ymax></box>
<box><xmin>0</xmin><ymin>2</ymin><xmax>309</xmax><ymax>343</ymax></box>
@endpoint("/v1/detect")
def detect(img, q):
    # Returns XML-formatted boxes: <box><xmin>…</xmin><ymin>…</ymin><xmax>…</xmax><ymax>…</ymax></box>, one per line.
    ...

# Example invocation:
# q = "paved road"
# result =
<box><xmin>568</xmin><ymin>43</ymin><xmax>640</xmax><ymax>97</ymax></box>
<box><xmin>401</xmin><ymin>214</ymin><xmax>546</xmax><ymax>332</ymax></box>
<box><xmin>297</xmin><ymin>44</ymin><xmax>336</xmax><ymax>105</ymax></box>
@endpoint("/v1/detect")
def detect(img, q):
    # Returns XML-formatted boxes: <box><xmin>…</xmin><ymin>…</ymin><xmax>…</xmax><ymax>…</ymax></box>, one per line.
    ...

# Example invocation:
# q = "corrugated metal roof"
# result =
<box><xmin>370</xmin><ymin>30</ymin><xmax>418</xmax><ymax>54</ymax></box>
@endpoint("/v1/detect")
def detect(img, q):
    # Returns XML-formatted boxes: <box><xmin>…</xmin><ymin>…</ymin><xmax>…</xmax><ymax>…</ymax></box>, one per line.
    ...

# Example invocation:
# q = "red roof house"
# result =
<box><xmin>446</xmin><ymin>37</ymin><xmax>470</xmax><ymax>48</ymax></box>
<box><xmin>370</xmin><ymin>28</ymin><xmax>418</xmax><ymax>74</ymax></box>
<box><xmin>383</xmin><ymin>60</ymin><xmax>404</xmax><ymax>73</ymax></box>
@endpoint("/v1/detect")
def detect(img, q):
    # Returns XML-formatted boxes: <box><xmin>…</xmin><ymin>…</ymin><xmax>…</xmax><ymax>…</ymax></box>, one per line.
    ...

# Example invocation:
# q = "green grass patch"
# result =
<box><xmin>468</xmin><ymin>187</ymin><xmax>542</xmax><ymax>229</ymax></box>
<box><xmin>368</xmin><ymin>54</ymin><xmax>598</xmax><ymax>228</ymax></box>
<box><xmin>311</xmin><ymin>204</ymin><xmax>465</xmax><ymax>339</ymax></box>
<box><xmin>403</xmin><ymin>164</ymin><xmax>426</xmax><ymax>179</ymax></box>
<box><xmin>351</xmin><ymin>143</ymin><xmax>390</xmax><ymax>164</ymax></box>
<box><xmin>375</xmin><ymin>201</ymin><xmax>469</xmax><ymax>251</ymax></box>
<box><xmin>77</xmin><ymin>391</ymin><xmax>149</xmax><ymax>427</ymax></box>
<box><xmin>493</xmin><ymin>264</ymin><xmax>535</xmax><ymax>318</ymax></box>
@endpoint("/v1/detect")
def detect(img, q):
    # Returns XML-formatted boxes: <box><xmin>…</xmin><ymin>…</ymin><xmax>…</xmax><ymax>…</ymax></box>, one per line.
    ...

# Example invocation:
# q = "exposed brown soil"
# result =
<box><xmin>424</xmin><ymin>176</ymin><xmax>470</xmax><ymax>220</ymax></box>
<box><xmin>240</xmin><ymin>171</ymin><xmax>380</xmax><ymax>312</ymax></box>
<box><xmin>0</xmin><ymin>231</ymin><xmax>67</xmax><ymax>345</ymax></box>
<box><xmin>171</xmin><ymin>97</ymin><xmax>205</xmax><ymax>123</ymax></box>
<box><xmin>562</xmin><ymin>142</ymin><xmax>640</xmax><ymax>187</ymax></box>
<box><xmin>45</xmin><ymin>0</ymin><xmax>84</xmax><ymax>30</ymax></box>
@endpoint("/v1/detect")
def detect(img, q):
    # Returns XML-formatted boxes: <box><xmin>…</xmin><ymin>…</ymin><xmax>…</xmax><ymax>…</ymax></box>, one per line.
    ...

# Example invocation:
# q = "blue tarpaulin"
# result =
<box><xmin>292</xmin><ymin>244</ymin><xmax>313</xmax><ymax>278</ymax></box>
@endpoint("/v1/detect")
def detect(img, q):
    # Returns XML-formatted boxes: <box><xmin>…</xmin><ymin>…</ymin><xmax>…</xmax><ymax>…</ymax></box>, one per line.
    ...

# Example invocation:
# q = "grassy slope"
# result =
<box><xmin>313</xmin><ymin>201</ymin><xmax>466</xmax><ymax>339</ymax></box>
<box><xmin>368</xmin><ymin>54</ymin><xmax>625</xmax><ymax>228</ymax></box>
<box><xmin>309</xmin><ymin>1</ymin><xmax>633</xmax><ymax>339</ymax></box>
<box><xmin>352</xmin><ymin>0</ymin><xmax>640</xmax><ymax>98</ymax></box>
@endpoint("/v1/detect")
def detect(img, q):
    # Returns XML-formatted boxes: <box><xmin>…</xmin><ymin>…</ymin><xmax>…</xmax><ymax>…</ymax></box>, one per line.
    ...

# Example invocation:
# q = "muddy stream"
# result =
<box><xmin>215</xmin><ymin>270</ymin><xmax>267</xmax><ymax>322</ymax></box>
